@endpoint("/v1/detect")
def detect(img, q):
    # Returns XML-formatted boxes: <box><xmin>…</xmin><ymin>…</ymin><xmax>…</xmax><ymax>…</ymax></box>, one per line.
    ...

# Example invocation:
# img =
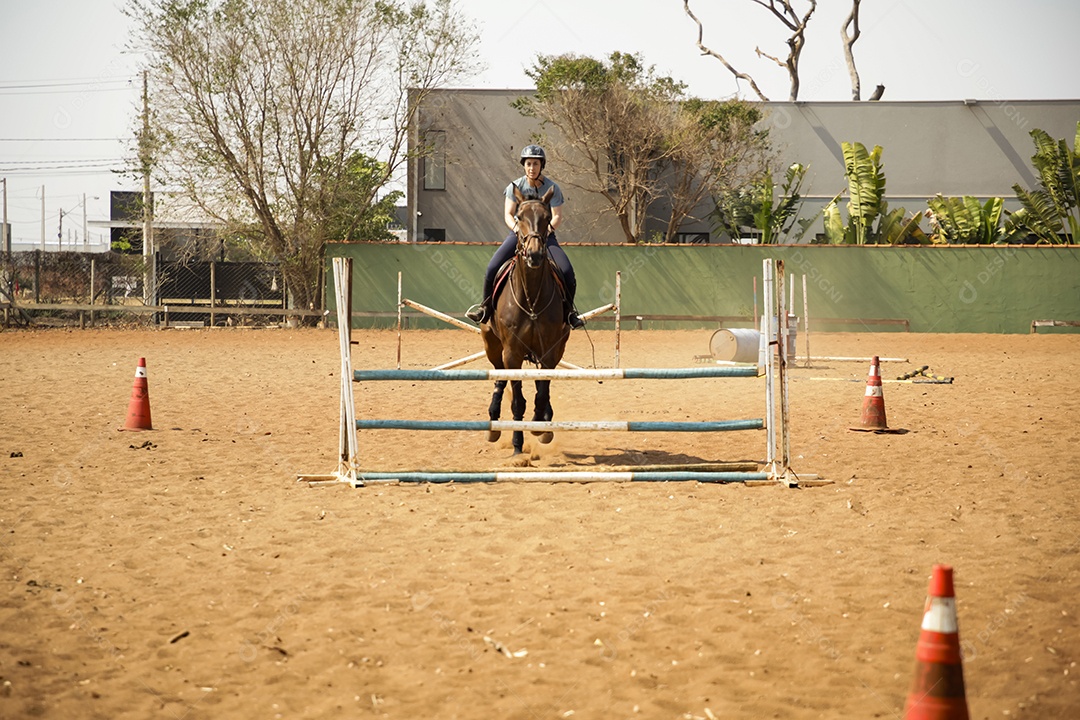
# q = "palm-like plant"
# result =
<box><xmin>712</xmin><ymin>163</ymin><xmax>808</xmax><ymax>244</ymax></box>
<box><xmin>823</xmin><ymin>142</ymin><xmax>925</xmax><ymax>245</ymax></box>
<box><xmin>1004</xmin><ymin>122</ymin><xmax>1080</xmax><ymax>244</ymax></box>
<box><xmin>926</xmin><ymin>195</ymin><xmax>1007</xmax><ymax>244</ymax></box>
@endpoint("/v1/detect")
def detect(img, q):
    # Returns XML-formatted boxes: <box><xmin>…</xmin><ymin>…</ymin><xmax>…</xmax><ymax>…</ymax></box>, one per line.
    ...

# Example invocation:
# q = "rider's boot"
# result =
<box><xmin>466</xmin><ymin>298</ymin><xmax>490</xmax><ymax>324</ymax></box>
<box><xmin>566</xmin><ymin>302</ymin><xmax>585</xmax><ymax>330</ymax></box>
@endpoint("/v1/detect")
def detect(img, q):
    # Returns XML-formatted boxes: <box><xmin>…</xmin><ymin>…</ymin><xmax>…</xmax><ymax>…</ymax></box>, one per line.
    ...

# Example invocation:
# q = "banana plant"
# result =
<box><xmin>712</xmin><ymin>163</ymin><xmax>809</xmax><ymax>244</ymax></box>
<box><xmin>823</xmin><ymin>141</ymin><xmax>924</xmax><ymax>245</ymax></box>
<box><xmin>1004</xmin><ymin>122</ymin><xmax>1080</xmax><ymax>244</ymax></box>
<box><xmin>926</xmin><ymin>195</ymin><xmax>1007</xmax><ymax>244</ymax></box>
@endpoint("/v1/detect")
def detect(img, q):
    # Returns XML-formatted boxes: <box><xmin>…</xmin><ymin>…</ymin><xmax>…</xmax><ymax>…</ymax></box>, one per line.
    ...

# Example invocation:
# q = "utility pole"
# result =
<box><xmin>2</xmin><ymin>177</ymin><xmax>8</xmax><ymax>254</ymax></box>
<box><xmin>141</xmin><ymin>70</ymin><xmax>156</xmax><ymax>308</ymax></box>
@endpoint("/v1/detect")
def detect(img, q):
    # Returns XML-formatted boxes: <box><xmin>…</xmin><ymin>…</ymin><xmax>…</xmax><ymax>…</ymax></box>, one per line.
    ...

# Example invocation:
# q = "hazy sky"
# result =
<box><xmin>1</xmin><ymin>0</ymin><xmax>1077</xmax><ymax>247</ymax></box>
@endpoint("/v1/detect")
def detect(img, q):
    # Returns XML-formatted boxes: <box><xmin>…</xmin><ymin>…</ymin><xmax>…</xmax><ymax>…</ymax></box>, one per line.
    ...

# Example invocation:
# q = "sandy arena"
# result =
<box><xmin>1</xmin><ymin>327</ymin><xmax>1078</xmax><ymax>718</ymax></box>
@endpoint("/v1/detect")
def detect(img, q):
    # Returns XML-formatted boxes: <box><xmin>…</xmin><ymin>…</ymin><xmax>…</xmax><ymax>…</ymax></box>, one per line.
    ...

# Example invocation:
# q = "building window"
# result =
<box><xmin>423</xmin><ymin>228</ymin><xmax>445</xmax><ymax>242</ymax></box>
<box><xmin>423</xmin><ymin>131</ymin><xmax>446</xmax><ymax>190</ymax></box>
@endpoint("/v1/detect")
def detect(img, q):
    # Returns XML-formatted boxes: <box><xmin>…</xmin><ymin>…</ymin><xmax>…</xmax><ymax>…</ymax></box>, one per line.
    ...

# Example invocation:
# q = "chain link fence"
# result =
<box><xmin>1</xmin><ymin>251</ymin><xmax>314</xmax><ymax>328</ymax></box>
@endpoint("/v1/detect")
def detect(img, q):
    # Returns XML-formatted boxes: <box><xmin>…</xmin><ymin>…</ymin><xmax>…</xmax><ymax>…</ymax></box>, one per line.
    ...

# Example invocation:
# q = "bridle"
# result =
<box><xmin>509</xmin><ymin>198</ymin><xmax>557</xmax><ymax>321</ymax></box>
<box><xmin>514</xmin><ymin>199</ymin><xmax>550</xmax><ymax>268</ymax></box>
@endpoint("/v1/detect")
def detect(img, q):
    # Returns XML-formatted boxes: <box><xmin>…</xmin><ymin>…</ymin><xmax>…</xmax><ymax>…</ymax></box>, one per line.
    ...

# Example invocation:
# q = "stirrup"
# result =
<box><xmin>567</xmin><ymin>310</ymin><xmax>585</xmax><ymax>329</ymax></box>
<box><xmin>466</xmin><ymin>303</ymin><xmax>487</xmax><ymax>323</ymax></box>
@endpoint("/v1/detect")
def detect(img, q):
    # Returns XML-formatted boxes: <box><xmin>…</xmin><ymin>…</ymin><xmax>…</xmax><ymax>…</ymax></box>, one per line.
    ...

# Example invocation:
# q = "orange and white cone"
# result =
<box><xmin>851</xmin><ymin>355</ymin><xmax>901</xmax><ymax>432</ymax></box>
<box><xmin>119</xmin><ymin>357</ymin><xmax>153</xmax><ymax>431</ymax></box>
<box><xmin>903</xmin><ymin>564</ymin><xmax>970</xmax><ymax>720</ymax></box>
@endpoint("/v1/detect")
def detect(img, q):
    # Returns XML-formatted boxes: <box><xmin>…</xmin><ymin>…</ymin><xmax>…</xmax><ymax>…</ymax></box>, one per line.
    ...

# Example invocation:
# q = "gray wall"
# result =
<box><xmin>408</xmin><ymin>91</ymin><xmax>1080</xmax><ymax>244</ymax></box>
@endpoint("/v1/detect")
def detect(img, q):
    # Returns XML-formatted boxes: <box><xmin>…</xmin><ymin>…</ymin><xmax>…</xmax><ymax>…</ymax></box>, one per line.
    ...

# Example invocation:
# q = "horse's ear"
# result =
<box><xmin>541</xmin><ymin>187</ymin><xmax>554</xmax><ymax>205</ymax></box>
<box><xmin>513</xmin><ymin>185</ymin><xmax>525</xmax><ymax>203</ymax></box>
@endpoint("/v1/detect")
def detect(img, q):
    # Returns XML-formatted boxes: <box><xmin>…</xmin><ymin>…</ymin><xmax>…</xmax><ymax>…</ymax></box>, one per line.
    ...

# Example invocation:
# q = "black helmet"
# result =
<box><xmin>520</xmin><ymin>144</ymin><xmax>546</xmax><ymax>168</ymax></box>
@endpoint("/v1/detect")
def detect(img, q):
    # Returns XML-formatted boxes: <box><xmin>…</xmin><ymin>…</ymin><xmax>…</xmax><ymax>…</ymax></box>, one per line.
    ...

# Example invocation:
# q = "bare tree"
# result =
<box><xmin>127</xmin><ymin>0</ymin><xmax>478</xmax><ymax>312</ymax></box>
<box><xmin>841</xmin><ymin>0</ymin><xmax>862</xmax><ymax>100</ymax></box>
<box><xmin>683</xmin><ymin>0</ymin><xmax>817</xmax><ymax>101</ymax></box>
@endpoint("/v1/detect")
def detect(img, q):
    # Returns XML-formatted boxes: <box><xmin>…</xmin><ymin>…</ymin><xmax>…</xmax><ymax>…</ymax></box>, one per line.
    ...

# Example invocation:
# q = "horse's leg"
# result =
<box><xmin>487</xmin><ymin>380</ymin><xmax>506</xmax><ymax>442</ymax></box>
<box><xmin>510</xmin><ymin>379</ymin><xmax>526</xmax><ymax>455</ymax></box>
<box><xmin>531</xmin><ymin>379</ymin><xmax>554</xmax><ymax>444</ymax></box>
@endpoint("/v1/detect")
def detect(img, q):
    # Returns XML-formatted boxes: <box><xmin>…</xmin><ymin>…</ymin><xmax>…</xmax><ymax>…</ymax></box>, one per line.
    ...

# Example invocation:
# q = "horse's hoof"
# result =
<box><xmin>487</xmin><ymin>430</ymin><xmax>501</xmax><ymax>442</ymax></box>
<box><xmin>537</xmin><ymin>431</ymin><xmax>554</xmax><ymax>444</ymax></box>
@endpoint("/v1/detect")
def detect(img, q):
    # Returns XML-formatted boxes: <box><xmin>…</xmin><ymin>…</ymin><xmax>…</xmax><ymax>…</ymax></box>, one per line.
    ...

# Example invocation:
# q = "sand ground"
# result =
<box><xmin>1</xmin><ymin>326</ymin><xmax>1078</xmax><ymax>719</ymax></box>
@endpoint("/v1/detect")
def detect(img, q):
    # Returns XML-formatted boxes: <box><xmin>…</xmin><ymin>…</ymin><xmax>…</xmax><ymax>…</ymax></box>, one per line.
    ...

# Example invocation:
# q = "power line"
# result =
<box><xmin>0</xmin><ymin>77</ymin><xmax>136</xmax><ymax>90</ymax></box>
<box><xmin>0</xmin><ymin>138</ymin><xmax>124</xmax><ymax>142</ymax></box>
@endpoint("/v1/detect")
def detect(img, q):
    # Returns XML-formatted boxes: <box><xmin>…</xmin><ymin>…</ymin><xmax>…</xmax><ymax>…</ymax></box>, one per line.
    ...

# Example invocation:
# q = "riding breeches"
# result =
<box><xmin>483</xmin><ymin>232</ymin><xmax>577</xmax><ymax>304</ymax></box>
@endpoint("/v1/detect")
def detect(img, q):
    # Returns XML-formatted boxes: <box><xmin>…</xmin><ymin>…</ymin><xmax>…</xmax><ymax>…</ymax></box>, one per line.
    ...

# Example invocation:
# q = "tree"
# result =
<box><xmin>683</xmin><ymin>0</ymin><xmax>879</xmax><ymax>102</ymax></box>
<box><xmin>663</xmin><ymin>99</ymin><xmax>770</xmax><ymax>243</ymax></box>
<box><xmin>515</xmin><ymin>53</ymin><xmax>768</xmax><ymax>244</ymax></box>
<box><xmin>127</xmin><ymin>0</ymin><xmax>478</xmax><ymax>312</ymax></box>
<box><xmin>514</xmin><ymin>53</ymin><xmax>679</xmax><ymax>243</ymax></box>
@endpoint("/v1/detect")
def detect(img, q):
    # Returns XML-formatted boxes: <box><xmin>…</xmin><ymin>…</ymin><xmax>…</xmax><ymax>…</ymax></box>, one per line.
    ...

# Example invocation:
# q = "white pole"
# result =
<box><xmin>396</xmin><ymin>271</ymin><xmax>402</xmax><ymax>369</ymax></box>
<box><xmin>802</xmin><ymin>275</ymin><xmax>811</xmax><ymax>368</ymax></box>
<box><xmin>614</xmin><ymin>271</ymin><xmax>621</xmax><ymax>368</ymax></box>
<box><xmin>40</xmin><ymin>184</ymin><xmax>45</xmax><ymax>252</ymax></box>
<box><xmin>82</xmin><ymin>193</ymin><xmax>88</xmax><ymax>252</ymax></box>
<box><xmin>763</xmin><ymin>259</ymin><xmax>775</xmax><ymax>466</ymax></box>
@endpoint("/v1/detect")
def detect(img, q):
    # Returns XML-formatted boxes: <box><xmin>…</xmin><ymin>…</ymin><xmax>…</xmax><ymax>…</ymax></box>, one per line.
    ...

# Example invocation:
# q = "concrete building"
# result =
<box><xmin>406</xmin><ymin>90</ymin><xmax>1080</xmax><ymax>244</ymax></box>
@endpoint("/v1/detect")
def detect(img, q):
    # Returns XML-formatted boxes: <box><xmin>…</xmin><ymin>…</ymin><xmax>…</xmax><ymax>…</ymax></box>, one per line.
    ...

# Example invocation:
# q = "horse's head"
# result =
<box><xmin>513</xmin><ymin>186</ymin><xmax>554</xmax><ymax>269</ymax></box>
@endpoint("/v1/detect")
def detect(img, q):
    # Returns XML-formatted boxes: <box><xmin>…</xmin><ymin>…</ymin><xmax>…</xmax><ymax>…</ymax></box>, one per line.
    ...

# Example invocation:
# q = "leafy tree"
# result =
<box><xmin>127</xmin><ymin>0</ymin><xmax>478</xmax><ymax>312</ymax></box>
<box><xmin>1004</xmin><ymin>122</ymin><xmax>1080</xmax><ymax>244</ymax></box>
<box><xmin>515</xmin><ymin>53</ymin><xmax>768</xmax><ymax>243</ymax></box>
<box><xmin>661</xmin><ymin>98</ymin><xmax>770</xmax><ymax>243</ymax></box>
<box><xmin>514</xmin><ymin>52</ymin><xmax>680</xmax><ymax>243</ymax></box>
<box><xmin>319</xmin><ymin>153</ymin><xmax>403</xmax><ymax>242</ymax></box>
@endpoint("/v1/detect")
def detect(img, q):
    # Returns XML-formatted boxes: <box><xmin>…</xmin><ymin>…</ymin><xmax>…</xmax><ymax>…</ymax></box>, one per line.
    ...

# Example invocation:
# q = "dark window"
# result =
<box><xmin>423</xmin><ymin>228</ymin><xmax>445</xmax><ymax>242</ymax></box>
<box><xmin>423</xmin><ymin>131</ymin><xmax>446</xmax><ymax>190</ymax></box>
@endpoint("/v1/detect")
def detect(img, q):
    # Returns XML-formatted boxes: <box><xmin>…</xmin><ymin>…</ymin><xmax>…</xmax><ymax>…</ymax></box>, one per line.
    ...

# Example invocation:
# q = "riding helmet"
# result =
<box><xmin>520</xmin><ymin>144</ymin><xmax>546</xmax><ymax>169</ymax></box>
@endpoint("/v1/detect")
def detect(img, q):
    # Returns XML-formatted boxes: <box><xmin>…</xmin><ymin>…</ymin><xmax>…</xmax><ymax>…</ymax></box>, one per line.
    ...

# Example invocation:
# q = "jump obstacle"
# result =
<box><xmin>298</xmin><ymin>257</ymin><xmax>808</xmax><ymax>488</ymax></box>
<box><xmin>394</xmin><ymin>271</ymin><xmax>622</xmax><ymax>370</ymax></box>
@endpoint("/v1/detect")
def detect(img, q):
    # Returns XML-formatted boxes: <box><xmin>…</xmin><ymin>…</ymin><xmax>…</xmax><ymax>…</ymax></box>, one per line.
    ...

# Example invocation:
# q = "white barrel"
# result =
<box><xmin>710</xmin><ymin>328</ymin><xmax>761</xmax><ymax>363</ymax></box>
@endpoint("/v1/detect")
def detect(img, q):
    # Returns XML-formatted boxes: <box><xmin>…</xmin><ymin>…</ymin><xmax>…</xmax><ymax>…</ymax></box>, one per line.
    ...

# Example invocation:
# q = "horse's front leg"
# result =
<box><xmin>510</xmin><ymin>379</ymin><xmax>526</xmax><ymax>455</ymax></box>
<box><xmin>487</xmin><ymin>380</ymin><xmax>506</xmax><ymax>442</ymax></box>
<box><xmin>531</xmin><ymin>379</ymin><xmax>554</xmax><ymax>444</ymax></box>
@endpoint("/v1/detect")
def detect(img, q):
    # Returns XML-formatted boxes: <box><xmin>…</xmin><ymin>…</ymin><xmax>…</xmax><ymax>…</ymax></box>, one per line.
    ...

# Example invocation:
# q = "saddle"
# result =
<box><xmin>491</xmin><ymin>257</ymin><xmax>569</xmax><ymax>305</ymax></box>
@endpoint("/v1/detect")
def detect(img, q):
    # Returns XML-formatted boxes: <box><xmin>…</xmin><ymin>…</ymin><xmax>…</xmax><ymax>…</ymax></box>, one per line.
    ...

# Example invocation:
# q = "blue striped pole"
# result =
<box><xmin>356</xmin><ymin>470</ymin><xmax>770</xmax><ymax>484</ymax></box>
<box><xmin>354</xmin><ymin>366</ymin><xmax>759</xmax><ymax>382</ymax></box>
<box><xmin>356</xmin><ymin>419</ymin><xmax>764</xmax><ymax>432</ymax></box>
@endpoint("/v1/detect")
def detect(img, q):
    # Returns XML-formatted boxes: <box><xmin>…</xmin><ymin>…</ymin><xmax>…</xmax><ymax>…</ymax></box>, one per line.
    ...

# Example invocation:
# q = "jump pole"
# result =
<box><xmin>300</xmin><ymin>258</ymin><xmax>807</xmax><ymax>488</ymax></box>
<box><xmin>394</xmin><ymin>271</ymin><xmax>621</xmax><ymax>370</ymax></box>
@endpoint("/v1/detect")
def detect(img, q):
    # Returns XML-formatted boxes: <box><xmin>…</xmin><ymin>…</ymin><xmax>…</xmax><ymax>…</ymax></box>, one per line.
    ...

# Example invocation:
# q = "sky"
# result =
<box><xmin>1</xmin><ymin>0</ymin><xmax>1077</xmax><ymax>249</ymax></box>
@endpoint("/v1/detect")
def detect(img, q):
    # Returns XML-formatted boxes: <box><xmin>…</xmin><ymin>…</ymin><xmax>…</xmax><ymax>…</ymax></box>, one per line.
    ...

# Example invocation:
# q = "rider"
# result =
<box><xmin>466</xmin><ymin>145</ymin><xmax>584</xmax><ymax>329</ymax></box>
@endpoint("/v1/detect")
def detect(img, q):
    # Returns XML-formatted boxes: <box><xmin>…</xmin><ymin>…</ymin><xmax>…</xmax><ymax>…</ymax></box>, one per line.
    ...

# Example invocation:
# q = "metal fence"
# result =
<box><xmin>1</xmin><ymin>251</ymin><xmax>319</xmax><ymax>328</ymax></box>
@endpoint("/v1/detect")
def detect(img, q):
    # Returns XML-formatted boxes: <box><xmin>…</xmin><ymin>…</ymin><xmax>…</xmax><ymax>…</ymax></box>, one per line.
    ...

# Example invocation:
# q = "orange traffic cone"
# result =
<box><xmin>119</xmin><ymin>357</ymin><xmax>153</xmax><ymax>431</ymax></box>
<box><xmin>851</xmin><ymin>355</ymin><xmax>903</xmax><ymax>433</ymax></box>
<box><xmin>904</xmin><ymin>564</ymin><xmax>970</xmax><ymax>719</ymax></box>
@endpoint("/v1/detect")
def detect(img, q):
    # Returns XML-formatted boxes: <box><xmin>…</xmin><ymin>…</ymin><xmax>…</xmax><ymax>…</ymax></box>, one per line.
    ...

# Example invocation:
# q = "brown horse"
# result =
<box><xmin>480</xmin><ymin>186</ymin><xmax>571</xmax><ymax>455</ymax></box>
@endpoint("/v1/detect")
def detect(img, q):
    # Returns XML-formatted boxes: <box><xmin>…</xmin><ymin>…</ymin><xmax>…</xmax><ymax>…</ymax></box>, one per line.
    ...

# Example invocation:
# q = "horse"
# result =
<box><xmin>480</xmin><ymin>186</ymin><xmax>571</xmax><ymax>455</ymax></box>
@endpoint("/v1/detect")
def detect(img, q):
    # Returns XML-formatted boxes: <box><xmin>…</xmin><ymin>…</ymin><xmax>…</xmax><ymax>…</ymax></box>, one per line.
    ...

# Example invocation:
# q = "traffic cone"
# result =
<box><xmin>850</xmin><ymin>355</ymin><xmax>903</xmax><ymax>433</ymax></box>
<box><xmin>903</xmin><ymin>564</ymin><xmax>970</xmax><ymax>720</ymax></box>
<box><xmin>119</xmin><ymin>357</ymin><xmax>153</xmax><ymax>431</ymax></box>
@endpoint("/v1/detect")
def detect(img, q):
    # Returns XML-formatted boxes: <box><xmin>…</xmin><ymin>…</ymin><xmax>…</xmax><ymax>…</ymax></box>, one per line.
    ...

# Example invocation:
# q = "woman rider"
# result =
<box><xmin>466</xmin><ymin>145</ymin><xmax>583</xmax><ymax>329</ymax></box>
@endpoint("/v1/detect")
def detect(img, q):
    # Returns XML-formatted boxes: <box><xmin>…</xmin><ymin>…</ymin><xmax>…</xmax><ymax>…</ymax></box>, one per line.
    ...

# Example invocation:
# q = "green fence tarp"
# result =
<box><xmin>326</xmin><ymin>243</ymin><xmax>1080</xmax><ymax>334</ymax></box>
